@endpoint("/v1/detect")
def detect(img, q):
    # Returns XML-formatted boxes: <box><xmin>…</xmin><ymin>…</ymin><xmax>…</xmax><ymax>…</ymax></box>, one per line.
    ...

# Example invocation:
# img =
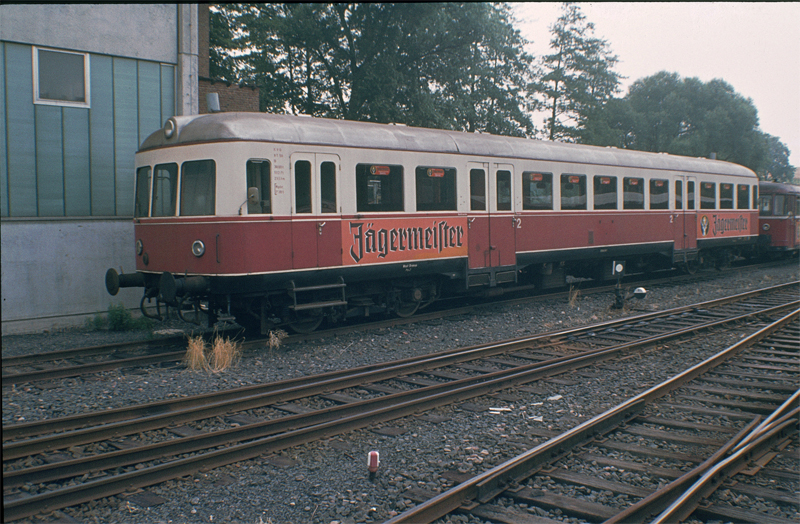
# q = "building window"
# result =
<box><xmin>522</xmin><ymin>172</ymin><xmax>553</xmax><ymax>210</ymax></box>
<box><xmin>416</xmin><ymin>166</ymin><xmax>457</xmax><ymax>211</ymax></box>
<box><xmin>33</xmin><ymin>47</ymin><xmax>90</xmax><ymax>108</ymax></box>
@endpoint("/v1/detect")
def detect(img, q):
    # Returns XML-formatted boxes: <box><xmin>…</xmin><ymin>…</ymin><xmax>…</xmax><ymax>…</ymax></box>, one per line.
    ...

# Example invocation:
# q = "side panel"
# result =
<box><xmin>490</xmin><ymin>164</ymin><xmax>516</xmax><ymax>267</ymax></box>
<box><xmin>467</xmin><ymin>162</ymin><xmax>490</xmax><ymax>269</ymax></box>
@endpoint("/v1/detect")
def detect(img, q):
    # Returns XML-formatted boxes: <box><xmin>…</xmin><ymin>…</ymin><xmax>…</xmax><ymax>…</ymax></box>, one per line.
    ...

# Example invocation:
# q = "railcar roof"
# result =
<box><xmin>759</xmin><ymin>181</ymin><xmax>800</xmax><ymax>194</ymax></box>
<box><xmin>140</xmin><ymin>112</ymin><xmax>757</xmax><ymax>178</ymax></box>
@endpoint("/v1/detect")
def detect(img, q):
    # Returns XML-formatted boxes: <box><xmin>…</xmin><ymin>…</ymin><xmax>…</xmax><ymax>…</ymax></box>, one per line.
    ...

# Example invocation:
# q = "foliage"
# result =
<box><xmin>538</xmin><ymin>2</ymin><xmax>622</xmax><ymax>141</ymax></box>
<box><xmin>759</xmin><ymin>133</ymin><xmax>796</xmax><ymax>182</ymax></box>
<box><xmin>211</xmin><ymin>3</ymin><xmax>536</xmax><ymax>135</ymax></box>
<box><xmin>103</xmin><ymin>304</ymin><xmax>152</xmax><ymax>332</ymax></box>
<box><xmin>582</xmin><ymin>71</ymin><xmax>778</xmax><ymax>174</ymax></box>
<box><xmin>184</xmin><ymin>333</ymin><xmax>242</xmax><ymax>372</ymax></box>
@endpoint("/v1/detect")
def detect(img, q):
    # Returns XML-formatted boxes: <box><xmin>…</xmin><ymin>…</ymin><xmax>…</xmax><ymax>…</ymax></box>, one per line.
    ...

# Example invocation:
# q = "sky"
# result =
<box><xmin>512</xmin><ymin>2</ymin><xmax>800</xmax><ymax>167</ymax></box>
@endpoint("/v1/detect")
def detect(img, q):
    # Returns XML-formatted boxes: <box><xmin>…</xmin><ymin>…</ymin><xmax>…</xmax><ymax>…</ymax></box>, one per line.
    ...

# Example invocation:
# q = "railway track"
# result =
<box><xmin>2</xmin><ymin>281</ymin><xmax>798</xmax><ymax>521</ymax></box>
<box><xmin>388</xmin><ymin>309</ymin><xmax>800</xmax><ymax>523</ymax></box>
<box><xmin>2</xmin><ymin>259</ymin><xmax>792</xmax><ymax>386</ymax></box>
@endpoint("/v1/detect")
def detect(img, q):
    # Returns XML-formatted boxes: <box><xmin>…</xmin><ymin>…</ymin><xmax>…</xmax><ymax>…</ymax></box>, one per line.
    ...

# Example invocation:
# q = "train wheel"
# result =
<box><xmin>682</xmin><ymin>260</ymin><xmax>699</xmax><ymax>275</ymax></box>
<box><xmin>394</xmin><ymin>299</ymin><xmax>421</xmax><ymax>318</ymax></box>
<box><xmin>288</xmin><ymin>311</ymin><xmax>323</xmax><ymax>334</ymax></box>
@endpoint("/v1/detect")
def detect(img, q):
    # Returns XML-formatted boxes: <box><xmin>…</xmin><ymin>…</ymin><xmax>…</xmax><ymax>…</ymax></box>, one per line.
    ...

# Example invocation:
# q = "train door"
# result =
<box><xmin>490</xmin><ymin>164</ymin><xmax>517</xmax><ymax>267</ymax></box>
<box><xmin>680</xmin><ymin>175</ymin><xmax>698</xmax><ymax>250</ymax></box>
<box><xmin>467</xmin><ymin>162</ymin><xmax>490</xmax><ymax>268</ymax></box>
<box><xmin>290</xmin><ymin>153</ymin><xmax>342</xmax><ymax>269</ymax></box>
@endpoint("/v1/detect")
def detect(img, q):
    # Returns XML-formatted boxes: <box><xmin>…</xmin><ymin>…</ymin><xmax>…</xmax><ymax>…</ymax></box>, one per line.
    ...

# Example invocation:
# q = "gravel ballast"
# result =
<box><xmin>2</xmin><ymin>263</ymin><xmax>798</xmax><ymax>524</ymax></box>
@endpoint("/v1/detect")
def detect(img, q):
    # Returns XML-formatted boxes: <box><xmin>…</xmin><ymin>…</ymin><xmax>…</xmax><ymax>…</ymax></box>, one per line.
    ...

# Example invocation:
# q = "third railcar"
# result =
<box><xmin>106</xmin><ymin>113</ymin><xmax>760</xmax><ymax>332</ymax></box>
<box><xmin>758</xmin><ymin>181</ymin><xmax>800</xmax><ymax>255</ymax></box>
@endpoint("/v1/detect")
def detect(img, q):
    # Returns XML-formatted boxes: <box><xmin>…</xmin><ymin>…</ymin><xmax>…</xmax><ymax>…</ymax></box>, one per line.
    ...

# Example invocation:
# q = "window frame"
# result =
<box><xmin>355</xmin><ymin>164</ymin><xmax>404</xmax><ymax>213</ymax></box>
<box><xmin>246</xmin><ymin>159</ymin><xmax>272</xmax><ymax>215</ymax></box>
<box><xmin>179</xmin><ymin>159</ymin><xmax>216</xmax><ymax>217</ymax></box>
<box><xmin>736</xmin><ymin>184</ymin><xmax>750</xmax><ymax>210</ymax></box>
<box><xmin>700</xmin><ymin>182</ymin><xmax>716</xmax><ymax>210</ymax></box>
<box><xmin>522</xmin><ymin>171</ymin><xmax>553</xmax><ymax>211</ymax></box>
<box><xmin>649</xmin><ymin>179</ymin><xmax>669</xmax><ymax>210</ymax></box>
<box><xmin>719</xmin><ymin>183</ymin><xmax>734</xmax><ymax>209</ymax></box>
<box><xmin>593</xmin><ymin>175</ymin><xmax>618</xmax><ymax>210</ymax></box>
<box><xmin>415</xmin><ymin>166</ymin><xmax>457</xmax><ymax>212</ymax></box>
<box><xmin>560</xmin><ymin>174</ymin><xmax>587</xmax><ymax>211</ymax></box>
<box><xmin>32</xmin><ymin>46</ymin><xmax>91</xmax><ymax>108</ymax></box>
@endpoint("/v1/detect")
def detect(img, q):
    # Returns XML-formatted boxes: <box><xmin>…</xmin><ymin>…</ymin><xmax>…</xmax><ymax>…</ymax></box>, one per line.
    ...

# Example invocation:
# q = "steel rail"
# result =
<box><xmin>5</xmin><ymin>297</ymin><xmax>797</xmax><ymax>461</ymax></box>
<box><xmin>5</xmin><ymin>280</ymin><xmax>797</xmax><ymax>444</ymax></box>
<box><xmin>385</xmin><ymin>308</ymin><xmax>800</xmax><ymax>523</ymax></box>
<box><xmin>3</xmin><ymin>307</ymin><xmax>798</xmax><ymax>521</ymax></box>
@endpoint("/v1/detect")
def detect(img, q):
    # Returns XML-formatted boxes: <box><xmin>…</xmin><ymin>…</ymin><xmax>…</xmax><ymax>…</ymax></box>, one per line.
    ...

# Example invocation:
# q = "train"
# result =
<box><xmin>758</xmin><ymin>181</ymin><xmax>800</xmax><ymax>256</ymax></box>
<box><xmin>106</xmin><ymin>112</ymin><xmax>766</xmax><ymax>333</ymax></box>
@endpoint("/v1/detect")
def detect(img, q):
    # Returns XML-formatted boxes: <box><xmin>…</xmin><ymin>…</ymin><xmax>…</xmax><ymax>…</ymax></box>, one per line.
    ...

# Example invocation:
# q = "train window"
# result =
<box><xmin>522</xmin><ymin>172</ymin><xmax>553</xmax><ymax>210</ymax></box>
<box><xmin>650</xmin><ymin>179</ymin><xmax>669</xmax><ymax>209</ymax></box>
<box><xmin>180</xmin><ymin>160</ymin><xmax>216</xmax><ymax>216</ymax></box>
<box><xmin>719</xmin><ymin>183</ymin><xmax>734</xmax><ymax>209</ymax></box>
<box><xmin>294</xmin><ymin>160</ymin><xmax>312</xmax><ymax>214</ymax></box>
<box><xmin>320</xmin><ymin>161</ymin><xmax>337</xmax><ymax>213</ymax></box>
<box><xmin>752</xmin><ymin>186</ymin><xmax>758</xmax><ymax>209</ymax></box>
<box><xmin>700</xmin><ymin>182</ymin><xmax>716</xmax><ymax>209</ymax></box>
<box><xmin>675</xmin><ymin>180</ymin><xmax>683</xmax><ymax>210</ymax></box>
<box><xmin>623</xmin><ymin>177</ymin><xmax>644</xmax><ymax>210</ymax></box>
<box><xmin>470</xmin><ymin>169</ymin><xmax>486</xmax><ymax>211</ymax></box>
<box><xmin>593</xmin><ymin>176</ymin><xmax>617</xmax><ymax>210</ymax></box>
<box><xmin>246</xmin><ymin>160</ymin><xmax>271</xmax><ymax>214</ymax></box>
<box><xmin>759</xmin><ymin>196</ymin><xmax>772</xmax><ymax>216</ymax></box>
<box><xmin>497</xmin><ymin>170</ymin><xmax>512</xmax><ymax>211</ymax></box>
<box><xmin>151</xmin><ymin>163</ymin><xmax>178</xmax><ymax>217</ymax></box>
<box><xmin>561</xmin><ymin>174</ymin><xmax>587</xmax><ymax>210</ymax></box>
<box><xmin>687</xmin><ymin>181</ymin><xmax>696</xmax><ymax>210</ymax></box>
<box><xmin>134</xmin><ymin>166</ymin><xmax>151</xmax><ymax>217</ymax></box>
<box><xmin>775</xmin><ymin>195</ymin><xmax>788</xmax><ymax>216</ymax></box>
<box><xmin>737</xmin><ymin>184</ymin><xmax>749</xmax><ymax>209</ymax></box>
<box><xmin>356</xmin><ymin>164</ymin><xmax>404</xmax><ymax>212</ymax></box>
<box><xmin>416</xmin><ymin>167</ymin><xmax>457</xmax><ymax>211</ymax></box>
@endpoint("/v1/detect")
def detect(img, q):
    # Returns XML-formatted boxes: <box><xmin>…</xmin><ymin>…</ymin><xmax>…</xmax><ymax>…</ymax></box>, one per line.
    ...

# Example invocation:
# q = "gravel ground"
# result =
<box><xmin>2</xmin><ymin>263</ymin><xmax>798</xmax><ymax>524</ymax></box>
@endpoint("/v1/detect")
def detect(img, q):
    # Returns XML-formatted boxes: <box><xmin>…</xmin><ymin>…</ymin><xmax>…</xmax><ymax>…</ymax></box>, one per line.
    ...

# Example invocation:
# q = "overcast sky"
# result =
<box><xmin>512</xmin><ymin>2</ymin><xmax>800</xmax><ymax>167</ymax></box>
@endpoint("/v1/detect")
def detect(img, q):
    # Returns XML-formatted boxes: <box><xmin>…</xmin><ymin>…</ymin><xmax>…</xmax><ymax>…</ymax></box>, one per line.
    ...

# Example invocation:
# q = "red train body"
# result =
<box><xmin>106</xmin><ymin>113</ymin><xmax>762</xmax><ymax>332</ymax></box>
<box><xmin>758</xmin><ymin>181</ymin><xmax>800</xmax><ymax>254</ymax></box>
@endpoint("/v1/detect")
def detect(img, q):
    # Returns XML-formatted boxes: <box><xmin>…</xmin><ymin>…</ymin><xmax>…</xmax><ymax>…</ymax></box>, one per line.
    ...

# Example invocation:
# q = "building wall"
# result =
<box><xmin>0</xmin><ymin>5</ymin><xmax>197</xmax><ymax>335</ymax></box>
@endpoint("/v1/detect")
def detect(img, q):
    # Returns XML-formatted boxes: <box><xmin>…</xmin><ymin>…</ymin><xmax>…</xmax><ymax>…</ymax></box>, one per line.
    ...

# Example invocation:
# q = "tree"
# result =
<box><xmin>759</xmin><ymin>133</ymin><xmax>796</xmax><ymax>182</ymax></box>
<box><xmin>210</xmin><ymin>3</ymin><xmax>536</xmax><ymax>135</ymax></box>
<box><xmin>539</xmin><ymin>2</ymin><xmax>622</xmax><ymax>141</ymax></box>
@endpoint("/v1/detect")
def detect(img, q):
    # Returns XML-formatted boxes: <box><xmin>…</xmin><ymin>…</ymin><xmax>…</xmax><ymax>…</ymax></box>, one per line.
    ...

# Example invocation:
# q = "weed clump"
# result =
<box><xmin>267</xmin><ymin>329</ymin><xmax>288</xmax><ymax>353</ymax></box>
<box><xmin>86</xmin><ymin>304</ymin><xmax>152</xmax><ymax>332</ymax></box>
<box><xmin>183</xmin><ymin>333</ymin><xmax>242</xmax><ymax>372</ymax></box>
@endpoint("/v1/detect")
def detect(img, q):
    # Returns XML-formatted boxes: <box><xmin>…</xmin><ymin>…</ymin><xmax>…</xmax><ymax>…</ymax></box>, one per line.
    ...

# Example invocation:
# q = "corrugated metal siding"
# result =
<box><xmin>4</xmin><ymin>43</ymin><xmax>37</xmax><ymax>217</ymax></box>
<box><xmin>89</xmin><ymin>54</ymin><xmax>115</xmax><ymax>216</ymax></box>
<box><xmin>0</xmin><ymin>42</ymin><xmax>7</xmax><ymax>216</ymax></box>
<box><xmin>1</xmin><ymin>43</ymin><xmax>175</xmax><ymax>218</ymax></box>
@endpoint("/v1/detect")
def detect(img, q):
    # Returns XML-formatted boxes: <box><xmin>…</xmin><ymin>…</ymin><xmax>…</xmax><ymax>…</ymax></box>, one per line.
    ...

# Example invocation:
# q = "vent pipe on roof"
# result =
<box><xmin>710</xmin><ymin>152</ymin><xmax>717</xmax><ymax>160</ymax></box>
<box><xmin>207</xmin><ymin>93</ymin><xmax>221</xmax><ymax>113</ymax></box>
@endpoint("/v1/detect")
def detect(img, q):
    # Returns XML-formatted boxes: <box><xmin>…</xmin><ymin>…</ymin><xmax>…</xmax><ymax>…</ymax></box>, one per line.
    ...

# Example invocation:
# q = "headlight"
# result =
<box><xmin>136</xmin><ymin>239</ymin><xmax>144</xmax><ymax>256</ymax></box>
<box><xmin>192</xmin><ymin>240</ymin><xmax>205</xmax><ymax>257</ymax></box>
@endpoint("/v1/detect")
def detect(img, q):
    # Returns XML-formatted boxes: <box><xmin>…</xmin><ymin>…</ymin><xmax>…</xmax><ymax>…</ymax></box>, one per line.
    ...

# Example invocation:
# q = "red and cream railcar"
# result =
<box><xmin>106</xmin><ymin>113</ymin><xmax>759</xmax><ymax>332</ymax></box>
<box><xmin>758</xmin><ymin>181</ymin><xmax>800</xmax><ymax>255</ymax></box>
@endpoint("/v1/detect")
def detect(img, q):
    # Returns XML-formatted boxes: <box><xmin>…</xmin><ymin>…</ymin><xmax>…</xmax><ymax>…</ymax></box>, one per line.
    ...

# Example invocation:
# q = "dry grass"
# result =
<box><xmin>184</xmin><ymin>335</ymin><xmax>209</xmax><ymax>371</ymax></box>
<box><xmin>267</xmin><ymin>329</ymin><xmax>288</xmax><ymax>352</ymax></box>
<box><xmin>568</xmin><ymin>285</ymin><xmax>581</xmax><ymax>308</ymax></box>
<box><xmin>208</xmin><ymin>335</ymin><xmax>242</xmax><ymax>372</ymax></box>
<box><xmin>184</xmin><ymin>333</ymin><xmax>242</xmax><ymax>372</ymax></box>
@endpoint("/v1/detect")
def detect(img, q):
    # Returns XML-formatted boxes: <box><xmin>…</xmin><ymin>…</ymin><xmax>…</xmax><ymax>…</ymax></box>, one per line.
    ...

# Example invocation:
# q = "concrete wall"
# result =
<box><xmin>1</xmin><ymin>219</ymin><xmax>142</xmax><ymax>335</ymax></box>
<box><xmin>0</xmin><ymin>4</ymin><xmax>178</xmax><ymax>63</ymax></box>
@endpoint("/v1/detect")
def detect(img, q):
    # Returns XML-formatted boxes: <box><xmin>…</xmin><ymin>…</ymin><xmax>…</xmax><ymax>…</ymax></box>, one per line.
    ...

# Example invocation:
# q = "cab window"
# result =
<box><xmin>356</xmin><ymin>164</ymin><xmax>404</xmax><ymax>212</ymax></box>
<box><xmin>180</xmin><ymin>160</ymin><xmax>216</xmax><ymax>216</ymax></box>
<box><xmin>522</xmin><ymin>172</ymin><xmax>553</xmax><ymax>210</ymax></box>
<box><xmin>135</xmin><ymin>166</ymin><xmax>151</xmax><ymax>217</ymax></box>
<box><xmin>151</xmin><ymin>163</ymin><xmax>178</xmax><ymax>216</ymax></box>
<box><xmin>246</xmin><ymin>160</ymin><xmax>271</xmax><ymax>214</ymax></box>
<box><xmin>416</xmin><ymin>166</ymin><xmax>456</xmax><ymax>211</ymax></box>
<box><xmin>759</xmin><ymin>195</ymin><xmax>772</xmax><ymax>216</ymax></box>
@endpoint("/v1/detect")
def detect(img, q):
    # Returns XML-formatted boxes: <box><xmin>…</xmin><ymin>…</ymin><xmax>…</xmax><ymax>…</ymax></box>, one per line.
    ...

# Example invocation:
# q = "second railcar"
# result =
<box><xmin>758</xmin><ymin>181</ymin><xmax>800</xmax><ymax>255</ymax></box>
